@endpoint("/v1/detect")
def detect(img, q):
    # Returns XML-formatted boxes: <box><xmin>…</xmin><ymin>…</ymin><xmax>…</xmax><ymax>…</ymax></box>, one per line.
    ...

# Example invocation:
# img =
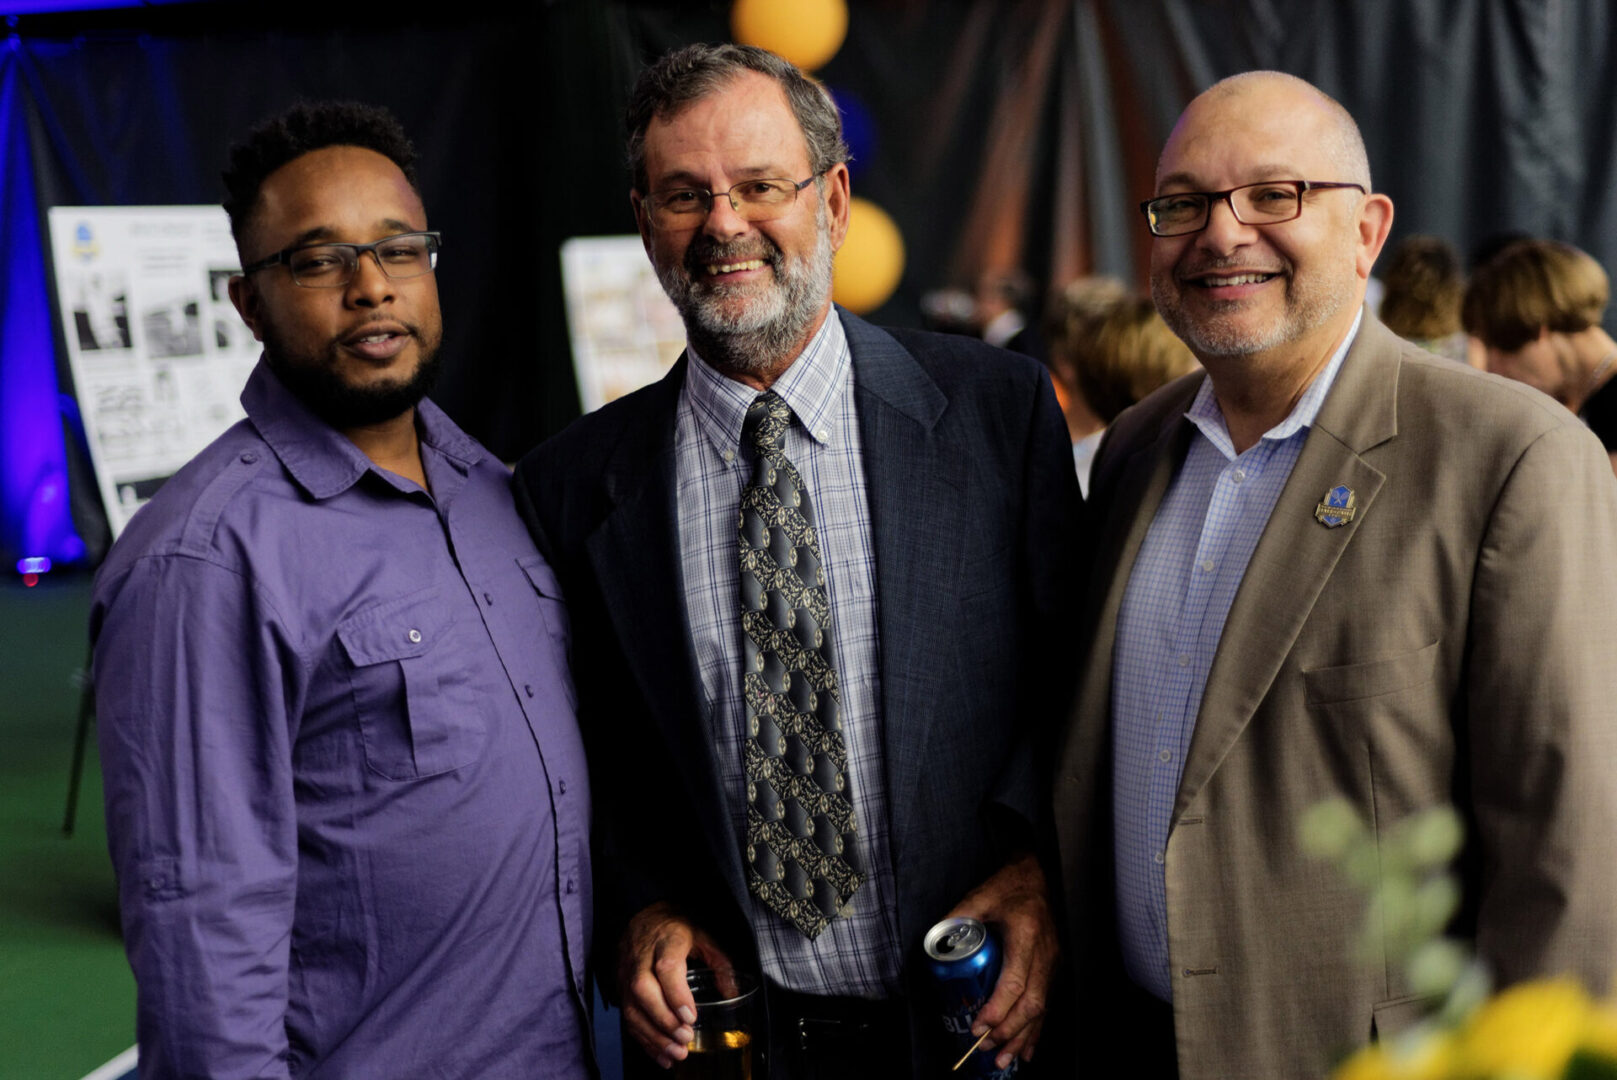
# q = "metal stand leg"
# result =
<box><xmin>63</xmin><ymin>647</ymin><xmax>95</xmax><ymax>837</ymax></box>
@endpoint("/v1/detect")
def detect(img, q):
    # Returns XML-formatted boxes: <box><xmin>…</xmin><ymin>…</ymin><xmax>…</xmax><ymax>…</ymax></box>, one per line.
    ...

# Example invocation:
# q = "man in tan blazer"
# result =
<box><xmin>1053</xmin><ymin>71</ymin><xmax>1617</xmax><ymax>1079</ymax></box>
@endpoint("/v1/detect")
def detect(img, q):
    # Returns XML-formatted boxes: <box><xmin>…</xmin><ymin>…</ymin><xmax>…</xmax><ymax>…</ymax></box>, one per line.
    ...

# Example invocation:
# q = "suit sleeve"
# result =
<box><xmin>1466</xmin><ymin>420</ymin><xmax>1617</xmax><ymax>989</ymax></box>
<box><xmin>990</xmin><ymin>365</ymin><xmax>1086</xmax><ymax>840</ymax></box>
<box><xmin>94</xmin><ymin>555</ymin><xmax>299</xmax><ymax>1079</ymax></box>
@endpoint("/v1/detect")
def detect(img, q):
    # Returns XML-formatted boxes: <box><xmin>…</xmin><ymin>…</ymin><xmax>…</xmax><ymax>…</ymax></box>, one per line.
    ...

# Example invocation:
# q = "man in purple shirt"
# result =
<box><xmin>91</xmin><ymin>102</ymin><xmax>593</xmax><ymax>1078</ymax></box>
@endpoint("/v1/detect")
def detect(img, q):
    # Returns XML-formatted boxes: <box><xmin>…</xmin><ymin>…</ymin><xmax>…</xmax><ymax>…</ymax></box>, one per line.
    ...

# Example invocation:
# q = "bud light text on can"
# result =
<box><xmin>923</xmin><ymin>916</ymin><xmax>1019</xmax><ymax>1078</ymax></box>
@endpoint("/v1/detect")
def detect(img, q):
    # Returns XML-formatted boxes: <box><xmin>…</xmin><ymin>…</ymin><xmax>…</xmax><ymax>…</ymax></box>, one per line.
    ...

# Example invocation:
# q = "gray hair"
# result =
<box><xmin>625</xmin><ymin>43</ymin><xmax>849</xmax><ymax>193</ymax></box>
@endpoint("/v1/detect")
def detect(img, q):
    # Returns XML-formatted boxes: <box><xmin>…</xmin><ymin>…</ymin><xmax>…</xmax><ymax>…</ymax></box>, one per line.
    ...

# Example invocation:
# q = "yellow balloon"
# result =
<box><xmin>731</xmin><ymin>0</ymin><xmax>849</xmax><ymax>73</ymax></box>
<box><xmin>833</xmin><ymin>197</ymin><xmax>904</xmax><ymax>315</ymax></box>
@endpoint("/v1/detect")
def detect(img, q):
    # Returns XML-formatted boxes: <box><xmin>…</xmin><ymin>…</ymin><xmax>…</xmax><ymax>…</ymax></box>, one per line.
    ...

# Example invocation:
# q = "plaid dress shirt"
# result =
<box><xmin>676</xmin><ymin>311</ymin><xmax>903</xmax><ymax>997</ymax></box>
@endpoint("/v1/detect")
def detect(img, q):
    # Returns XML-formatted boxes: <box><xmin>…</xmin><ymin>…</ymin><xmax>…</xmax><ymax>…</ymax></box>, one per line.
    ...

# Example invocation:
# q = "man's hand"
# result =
<box><xmin>618</xmin><ymin>902</ymin><xmax>737</xmax><ymax>1069</ymax></box>
<box><xmin>943</xmin><ymin>852</ymin><xmax>1059</xmax><ymax>1070</ymax></box>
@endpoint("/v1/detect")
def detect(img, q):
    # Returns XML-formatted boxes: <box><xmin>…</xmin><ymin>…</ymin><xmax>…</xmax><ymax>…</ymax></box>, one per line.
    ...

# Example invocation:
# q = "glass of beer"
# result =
<box><xmin>673</xmin><ymin>967</ymin><xmax>758</xmax><ymax>1080</ymax></box>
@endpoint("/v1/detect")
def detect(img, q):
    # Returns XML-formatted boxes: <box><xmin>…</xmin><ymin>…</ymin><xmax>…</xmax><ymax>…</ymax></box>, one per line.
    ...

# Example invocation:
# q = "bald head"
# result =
<box><xmin>1160</xmin><ymin>72</ymin><xmax>1372</xmax><ymax>192</ymax></box>
<box><xmin>1146</xmin><ymin>68</ymin><xmax>1393</xmax><ymax>375</ymax></box>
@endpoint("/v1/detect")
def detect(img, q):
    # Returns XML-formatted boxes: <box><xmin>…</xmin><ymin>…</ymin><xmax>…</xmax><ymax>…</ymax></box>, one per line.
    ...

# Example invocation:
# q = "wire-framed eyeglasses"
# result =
<box><xmin>1140</xmin><ymin>181</ymin><xmax>1366</xmax><ymax>237</ymax></box>
<box><xmin>643</xmin><ymin>175</ymin><xmax>820</xmax><ymax>230</ymax></box>
<box><xmin>241</xmin><ymin>231</ymin><xmax>442</xmax><ymax>288</ymax></box>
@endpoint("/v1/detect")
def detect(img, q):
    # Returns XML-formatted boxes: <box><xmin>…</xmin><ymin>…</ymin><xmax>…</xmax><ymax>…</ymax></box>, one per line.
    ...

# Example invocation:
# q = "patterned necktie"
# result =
<box><xmin>738</xmin><ymin>390</ymin><xmax>864</xmax><ymax>938</ymax></box>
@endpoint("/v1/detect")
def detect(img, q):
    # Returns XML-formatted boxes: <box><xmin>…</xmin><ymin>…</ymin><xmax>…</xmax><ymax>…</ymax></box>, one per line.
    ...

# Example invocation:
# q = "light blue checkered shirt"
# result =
<box><xmin>676</xmin><ymin>311</ymin><xmax>903</xmax><ymax>997</ymax></box>
<box><xmin>1112</xmin><ymin>312</ymin><xmax>1361</xmax><ymax>1002</ymax></box>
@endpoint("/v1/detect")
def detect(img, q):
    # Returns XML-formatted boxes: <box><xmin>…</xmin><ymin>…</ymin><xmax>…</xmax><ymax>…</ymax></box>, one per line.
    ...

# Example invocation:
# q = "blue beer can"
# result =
<box><xmin>923</xmin><ymin>916</ymin><xmax>1019</xmax><ymax>1078</ymax></box>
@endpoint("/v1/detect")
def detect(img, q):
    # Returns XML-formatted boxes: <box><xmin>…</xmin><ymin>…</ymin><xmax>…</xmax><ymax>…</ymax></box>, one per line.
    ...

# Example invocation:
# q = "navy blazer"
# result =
<box><xmin>513</xmin><ymin>309</ymin><xmax>1081</xmax><ymax>1074</ymax></box>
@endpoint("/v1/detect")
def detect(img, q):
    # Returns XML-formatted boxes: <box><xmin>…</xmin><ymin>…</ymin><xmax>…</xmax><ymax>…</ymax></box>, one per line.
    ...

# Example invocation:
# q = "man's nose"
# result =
<box><xmin>701</xmin><ymin>189</ymin><xmax>750</xmax><ymax>240</ymax></box>
<box><xmin>345</xmin><ymin>250</ymin><xmax>396</xmax><ymax>306</ymax></box>
<box><xmin>1195</xmin><ymin>195</ymin><xmax>1260</xmax><ymax>254</ymax></box>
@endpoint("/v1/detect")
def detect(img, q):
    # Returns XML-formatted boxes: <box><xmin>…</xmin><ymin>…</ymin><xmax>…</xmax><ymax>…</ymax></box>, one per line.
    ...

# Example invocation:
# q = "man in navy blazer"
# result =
<box><xmin>514</xmin><ymin>43</ymin><xmax>1080</xmax><ymax>1078</ymax></box>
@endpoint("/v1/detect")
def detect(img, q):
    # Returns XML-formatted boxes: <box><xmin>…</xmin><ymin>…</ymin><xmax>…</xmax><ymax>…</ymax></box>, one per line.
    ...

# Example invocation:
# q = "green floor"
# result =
<box><xmin>0</xmin><ymin>571</ymin><xmax>136</xmax><ymax>1079</ymax></box>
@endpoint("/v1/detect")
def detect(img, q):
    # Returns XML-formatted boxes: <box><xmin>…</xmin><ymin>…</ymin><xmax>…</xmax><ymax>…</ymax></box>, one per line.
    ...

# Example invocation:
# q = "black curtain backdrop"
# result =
<box><xmin>7</xmin><ymin>0</ymin><xmax>1616</xmax><ymax>467</ymax></box>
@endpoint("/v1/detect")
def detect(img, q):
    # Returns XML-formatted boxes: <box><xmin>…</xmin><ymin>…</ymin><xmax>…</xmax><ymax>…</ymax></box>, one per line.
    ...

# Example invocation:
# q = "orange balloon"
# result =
<box><xmin>731</xmin><ymin>0</ymin><xmax>849</xmax><ymax>73</ymax></box>
<box><xmin>833</xmin><ymin>197</ymin><xmax>904</xmax><ymax>315</ymax></box>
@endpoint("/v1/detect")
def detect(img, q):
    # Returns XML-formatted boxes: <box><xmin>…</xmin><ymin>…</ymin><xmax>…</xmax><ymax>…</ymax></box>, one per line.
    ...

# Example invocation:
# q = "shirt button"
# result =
<box><xmin>565</xmin><ymin>878</ymin><xmax>576</xmax><ymax>895</ymax></box>
<box><xmin>1176</xmin><ymin>653</ymin><xmax>1190</xmax><ymax>667</ymax></box>
<box><xmin>483</xmin><ymin>591</ymin><xmax>493</xmax><ymax>605</ymax></box>
<box><xmin>239</xmin><ymin>451</ymin><xmax>258</xmax><ymax>465</ymax></box>
<box><xmin>1153</xmin><ymin>849</ymin><xmax>1165</xmax><ymax>865</ymax></box>
<box><xmin>524</xmin><ymin>684</ymin><xmax>534</xmax><ymax>698</ymax></box>
<box><xmin>407</xmin><ymin>629</ymin><xmax>422</xmax><ymax>644</ymax></box>
<box><xmin>723</xmin><ymin>449</ymin><xmax>736</xmax><ymax>463</ymax></box>
<box><xmin>1200</xmin><ymin>559</ymin><xmax>1214</xmax><ymax>572</ymax></box>
<box><xmin>1232</xmin><ymin>469</ymin><xmax>1246</xmax><ymax>483</ymax></box>
<box><xmin>558</xmin><ymin>779</ymin><xmax>567</xmax><ymax>795</ymax></box>
<box><xmin>817</xmin><ymin>428</ymin><xmax>829</xmax><ymax>440</ymax></box>
<box><xmin>1158</xmin><ymin>748</ymin><xmax>1172</xmax><ymax>762</ymax></box>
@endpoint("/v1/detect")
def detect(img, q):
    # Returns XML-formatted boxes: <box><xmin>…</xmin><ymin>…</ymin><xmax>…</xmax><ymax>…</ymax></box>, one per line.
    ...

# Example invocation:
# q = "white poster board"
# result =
<box><xmin>559</xmin><ymin>235</ymin><xmax>686</xmax><ymax>413</ymax></box>
<box><xmin>47</xmin><ymin>206</ymin><xmax>261</xmax><ymax>538</ymax></box>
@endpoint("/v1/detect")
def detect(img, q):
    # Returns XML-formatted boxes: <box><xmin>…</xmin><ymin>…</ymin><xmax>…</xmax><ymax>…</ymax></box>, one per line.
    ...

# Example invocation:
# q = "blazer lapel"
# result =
<box><xmin>1174</xmin><ymin>315</ymin><xmax>1402</xmax><ymax>824</ymax></box>
<box><xmin>841</xmin><ymin>313</ymin><xmax>966</xmax><ymax>863</ymax></box>
<box><xmin>584</xmin><ymin>360</ymin><xmax>748</xmax><ymax>908</ymax></box>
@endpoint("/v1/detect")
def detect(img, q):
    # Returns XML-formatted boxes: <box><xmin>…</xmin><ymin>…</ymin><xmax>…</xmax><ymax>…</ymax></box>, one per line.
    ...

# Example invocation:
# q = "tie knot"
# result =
<box><xmin>742</xmin><ymin>390</ymin><xmax>792</xmax><ymax>453</ymax></box>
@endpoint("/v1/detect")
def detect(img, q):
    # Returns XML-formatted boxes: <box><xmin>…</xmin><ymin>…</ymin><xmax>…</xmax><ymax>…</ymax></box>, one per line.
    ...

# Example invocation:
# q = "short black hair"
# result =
<box><xmin>222</xmin><ymin>100</ymin><xmax>419</xmax><ymax>248</ymax></box>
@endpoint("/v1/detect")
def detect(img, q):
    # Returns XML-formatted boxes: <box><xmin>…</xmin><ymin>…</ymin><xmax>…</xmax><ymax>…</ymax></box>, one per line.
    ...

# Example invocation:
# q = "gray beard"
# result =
<box><xmin>1152</xmin><ymin>259</ymin><xmax>1355</xmax><ymax>359</ymax></box>
<box><xmin>656</xmin><ymin>206</ymin><xmax>834</xmax><ymax>376</ymax></box>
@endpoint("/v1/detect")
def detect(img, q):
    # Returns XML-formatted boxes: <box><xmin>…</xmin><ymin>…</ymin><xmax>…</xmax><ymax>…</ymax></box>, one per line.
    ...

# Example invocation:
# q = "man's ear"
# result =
<box><xmin>631</xmin><ymin>190</ymin><xmax>654</xmax><ymax>258</ymax></box>
<box><xmin>823</xmin><ymin>162</ymin><xmax>852</xmax><ymax>253</ymax></box>
<box><xmin>227</xmin><ymin>275</ymin><xmax>265</xmax><ymax>342</ymax></box>
<box><xmin>1354</xmin><ymin>192</ymin><xmax>1395</xmax><ymax>280</ymax></box>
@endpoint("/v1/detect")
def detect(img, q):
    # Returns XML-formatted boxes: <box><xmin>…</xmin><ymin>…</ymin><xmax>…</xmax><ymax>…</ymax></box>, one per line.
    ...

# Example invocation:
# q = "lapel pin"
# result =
<box><xmin>1314</xmin><ymin>484</ymin><xmax>1357</xmax><ymax>528</ymax></box>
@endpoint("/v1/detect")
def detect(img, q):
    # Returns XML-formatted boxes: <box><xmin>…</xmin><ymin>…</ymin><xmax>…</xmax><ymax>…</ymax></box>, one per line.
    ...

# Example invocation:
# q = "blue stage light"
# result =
<box><xmin>0</xmin><ymin>44</ymin><xmax>86</xmax><ymax>567</ymax></box>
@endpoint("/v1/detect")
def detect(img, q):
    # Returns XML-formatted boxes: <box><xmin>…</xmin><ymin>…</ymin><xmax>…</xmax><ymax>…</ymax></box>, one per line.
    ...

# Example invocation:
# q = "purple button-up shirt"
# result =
<box><xmin>92</xmin><ymin>361</ymin><xmax>592</xmax><ymax>1079</ymax></box>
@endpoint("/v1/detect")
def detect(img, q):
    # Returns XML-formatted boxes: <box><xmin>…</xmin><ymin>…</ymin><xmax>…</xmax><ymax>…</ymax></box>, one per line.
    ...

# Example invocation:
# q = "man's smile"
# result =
<box><xmin>338</xmin><ymin>320</ymin><xmax>414</xmax><ymax>361</ymax></box>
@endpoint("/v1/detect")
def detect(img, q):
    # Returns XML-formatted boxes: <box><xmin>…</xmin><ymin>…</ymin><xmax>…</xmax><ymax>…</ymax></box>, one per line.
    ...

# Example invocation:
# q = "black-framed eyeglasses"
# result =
<box><xmin>643</xmin><ymin>175</ymin><xmax>820</xmax><ymax>230</ymax></box>
<box><xmin>240</xmin><ymin>231</ymin><xmax>442</xmax><ymax>288</ymax></box>
<box><xmin>1140</xmin><ymin>181</ymin><xmax>1366</xmax><ymax>237</ymax></box>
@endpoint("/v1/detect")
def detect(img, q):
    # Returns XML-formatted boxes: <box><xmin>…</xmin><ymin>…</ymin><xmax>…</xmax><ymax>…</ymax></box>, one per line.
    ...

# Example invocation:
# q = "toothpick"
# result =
<box><xmin>952</xmin><ymin>1030</ymin><xmax>992</xmax><ymax>1072</ymax></box>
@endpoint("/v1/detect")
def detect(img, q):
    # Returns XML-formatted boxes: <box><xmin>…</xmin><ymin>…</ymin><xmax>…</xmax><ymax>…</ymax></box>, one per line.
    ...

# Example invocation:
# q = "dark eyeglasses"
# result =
<box><xmin>241</xmin><ymin>231</ymin><xmax>442</xmax><ymax>287</ymax></box>
<box><xmin>643</xmin><ymin>175</ymin><xmax>820</xmax><ymax>230</ymax></box>
<box><xmin>1140</xmin><ymin>181</ymin><xmax>1365</xmax><ymax>237</ymax></box>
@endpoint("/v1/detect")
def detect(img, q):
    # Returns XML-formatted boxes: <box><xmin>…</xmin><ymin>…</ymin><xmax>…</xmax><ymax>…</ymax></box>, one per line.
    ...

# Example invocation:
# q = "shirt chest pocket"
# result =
<box><xmin>337</xmin><ymin>586</ymin><xmax>486</xmax><ymax>781</ymax></box>
<box><xmin>518</xmin><ymin>554</ymin><xmax>577</xmax><ymax>709</ymax></box>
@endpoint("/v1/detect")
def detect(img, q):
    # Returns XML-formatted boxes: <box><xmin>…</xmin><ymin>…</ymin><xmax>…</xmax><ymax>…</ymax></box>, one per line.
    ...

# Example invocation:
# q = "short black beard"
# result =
<box><xmin>264</xmin><ymin>333</ymin><xmax>443</xmax><ymax>430</ymax></box>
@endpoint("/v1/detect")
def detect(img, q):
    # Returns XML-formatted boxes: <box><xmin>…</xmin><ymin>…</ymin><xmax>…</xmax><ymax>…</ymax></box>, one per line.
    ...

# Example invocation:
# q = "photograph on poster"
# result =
<box><xmin>47</xmin><ymin>206</ymin><xmax>261</xmax><ymax>537</ymax></box>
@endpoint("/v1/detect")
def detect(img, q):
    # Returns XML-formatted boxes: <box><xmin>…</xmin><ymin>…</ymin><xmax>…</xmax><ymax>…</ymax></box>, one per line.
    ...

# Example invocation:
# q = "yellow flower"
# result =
<box><xmin>1333</xmin><ymin>1032</ymin><xmax>1454</xmax><ymax>1080</ymax></box>
<box><xmin>1336</xmin><ymin>1044</ymin><xmax>1397</xmax><ymax>1080</ymax></box>
<box><xmin>1581</xmin><ymin>999</ymin><xmax>1617</xmax><ymax>1061</ymax></box>
<box><xmin>1456</xmin><ymin>977</ymin><xmax>1591</xmax><ymax>1079</ymax></box>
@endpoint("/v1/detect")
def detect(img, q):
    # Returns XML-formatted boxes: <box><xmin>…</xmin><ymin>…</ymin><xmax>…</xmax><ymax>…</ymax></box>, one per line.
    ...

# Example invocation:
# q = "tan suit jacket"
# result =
<box><xmin>1054</xmin><ymin>314</ymin><xmax>1617</xmax><ymax>1079</ymax></box>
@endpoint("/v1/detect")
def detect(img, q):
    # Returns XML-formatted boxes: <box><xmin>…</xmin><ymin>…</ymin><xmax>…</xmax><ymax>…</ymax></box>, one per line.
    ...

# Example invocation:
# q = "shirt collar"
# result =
<box><xmin>684</xmin><ymin>308</ymin><xmax>850</xmax><ymax>458</ymax></box>
<box><xmin>242</xmin><ymin>357</ymin><xmax>482</xmax><ymax>501</ymax></box>
<box><xmin>1184</xmin><ymin>308</ymin><xmax>1363</xmax><ymax>458</ymax></box>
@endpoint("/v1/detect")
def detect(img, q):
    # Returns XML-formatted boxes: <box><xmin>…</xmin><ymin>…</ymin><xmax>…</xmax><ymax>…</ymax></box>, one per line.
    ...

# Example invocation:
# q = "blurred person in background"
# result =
<box><xmin>1378</xmin><ymin>234</ymin><xmax>1472</xmax><ymax>366</ymax></box>
<box><xmin>1043</xmin><ymin>275</ymin><xmax>1129</xmax><ymax>493</ymax></box>
<box><xmin>976</xmin><ymin>267</ymin><xmax>1047</xmax><ymax>362</ymax></box>
<box><xmin>1056</xmin><ymin>293</ymin><xmax>1199</xmax><ymax>497</ymax></box>
<box><xmin>1464</xmin><ymin>238</ymin><xmax>1617</xmax><ymax>476</ymax></box>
